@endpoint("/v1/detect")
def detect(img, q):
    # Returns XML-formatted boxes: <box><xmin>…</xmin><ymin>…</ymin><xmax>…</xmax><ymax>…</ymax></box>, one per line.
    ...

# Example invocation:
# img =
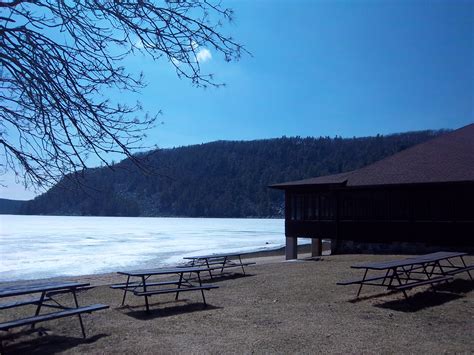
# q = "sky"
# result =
<box><xmin>1</xmin><ymin>0</ymin><xmax>473</xmax><ymax>200</ymax></box>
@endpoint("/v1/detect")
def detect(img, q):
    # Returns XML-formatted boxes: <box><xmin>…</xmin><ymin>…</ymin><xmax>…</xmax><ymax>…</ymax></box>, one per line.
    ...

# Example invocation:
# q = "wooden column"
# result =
<box><xmin>311</xmin><ymin>238</ymin><xmax>322</xmax><ymax>257</ymax></box>
<box><xmin>285</xmin><ymin>237</ymin><xmax>297</xmax><ymax>260</ymax></box>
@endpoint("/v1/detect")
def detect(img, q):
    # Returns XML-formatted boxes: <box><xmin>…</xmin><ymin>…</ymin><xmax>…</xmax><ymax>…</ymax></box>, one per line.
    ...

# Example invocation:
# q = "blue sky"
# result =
<box><xmin>1</xmin><ymin>0</ymin><xmax>473</xmax><ymax>200</ymax></box>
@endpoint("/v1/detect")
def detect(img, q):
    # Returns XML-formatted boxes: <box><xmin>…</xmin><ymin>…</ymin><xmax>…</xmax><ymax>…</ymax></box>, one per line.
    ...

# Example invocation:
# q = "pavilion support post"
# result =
<box><xmin>285</xmin><ymin>237</ymin><xmax>297</xmax><ymax>260</ymax></box>
<box><xmin>311</xmin><ymin>238</ymin><xmax>322</xmax><ymax>257</ymax></box>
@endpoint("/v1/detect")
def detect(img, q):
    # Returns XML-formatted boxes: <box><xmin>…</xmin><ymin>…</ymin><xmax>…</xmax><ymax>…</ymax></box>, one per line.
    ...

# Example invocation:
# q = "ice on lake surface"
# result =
<box><xmin>0</xmin><ymin>215</ymin><xmax>293</xmax><ymax>282</ymax></box>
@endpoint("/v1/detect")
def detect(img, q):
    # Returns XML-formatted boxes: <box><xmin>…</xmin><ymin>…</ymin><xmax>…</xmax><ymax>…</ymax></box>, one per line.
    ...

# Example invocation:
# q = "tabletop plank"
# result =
<box><xmin>117</xmin><ymin>266</ymin><xmax>210</xmax><ymax>277</ymax></box>
<box><xmin>183</xmin><ymin>252</ymin><xmax>243</xmax><ymax>260</ymax></box>
<box><xmin>407</xmin><ymin>251</ymin><xmax>467</xmax><ymax>262</ymax></box>
<box><xmin>351</xmin><ymin>251</ymin><xmax>468</xmax><ymax>271</ymax></box>
<box><xmin>0</xmin><ymin>281</ymin><xmax>90</xmax><ymax>298</ymax></box>
<box><xmin>351</xmin><ymin>258</ymin><xmax>425</xmax><ymax>270</ymax></box>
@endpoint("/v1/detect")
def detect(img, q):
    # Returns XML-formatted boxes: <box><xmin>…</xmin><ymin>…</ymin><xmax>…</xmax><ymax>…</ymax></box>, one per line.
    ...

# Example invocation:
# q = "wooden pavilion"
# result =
<box><xmin>270</xmin><ymin>124</ymin><xmax>474</xmax><ymax>259</ymax></box>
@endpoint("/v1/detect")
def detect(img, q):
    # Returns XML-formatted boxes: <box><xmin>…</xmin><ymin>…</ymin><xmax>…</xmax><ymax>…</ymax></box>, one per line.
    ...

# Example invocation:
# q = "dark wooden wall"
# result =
<box><xmin>284</xmin><ymin>182</ymin><xmax>474</xmax><ymax>246</ymax></box>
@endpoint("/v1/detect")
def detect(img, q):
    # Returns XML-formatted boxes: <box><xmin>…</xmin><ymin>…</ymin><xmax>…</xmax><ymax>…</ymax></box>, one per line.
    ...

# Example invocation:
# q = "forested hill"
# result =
<box><xmin>21</xmin><ymin>130</ymin><xmax>445</xmax><ymax>218</ymax></box>
<box><xmin>0</xmin><ymin>198</ymin><xmax>26</xmax><ymax>214</ymax></box>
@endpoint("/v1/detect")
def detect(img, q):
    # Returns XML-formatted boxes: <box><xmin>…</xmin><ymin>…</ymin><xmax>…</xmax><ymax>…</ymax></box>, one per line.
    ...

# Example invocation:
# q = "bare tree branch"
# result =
<box><xmin>0</xmin><ymin>0</ymin><xmax>247</xmax><ymax>191</ymax></box>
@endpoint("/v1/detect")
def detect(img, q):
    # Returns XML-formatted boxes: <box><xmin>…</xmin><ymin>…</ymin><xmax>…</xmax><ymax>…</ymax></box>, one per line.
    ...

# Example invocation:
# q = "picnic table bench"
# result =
<box><xmin>111</xmin><ymin>267</ymin><xmax>218</xmax><ymax>312</ymax></box>
<box><xmin>182</xmin><ymin>252</ymin><xmax>256</xmax><ymax>278</ymax></box>
<box><xmin>337</xmin><ymin>251</ymin><xmax>472</xmax><ymax>299</ymax></box>
<box><xmin>0</xmin><ymin>281</ymin><xmax>108</xmax><ymax>353</ymax></box>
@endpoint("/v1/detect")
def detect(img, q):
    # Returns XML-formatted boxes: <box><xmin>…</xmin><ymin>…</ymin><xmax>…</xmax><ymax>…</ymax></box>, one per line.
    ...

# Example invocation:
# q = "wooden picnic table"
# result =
<box><xmin>111</xmin><ymin>267</ymin><xmax>218</xmax><ymax>312</ymax></box>
<box><xmin>338</xmin><ymin>251</ymin><xmax>473</xmax><ymax>299</ymax></box>
<box><xmin>182</xmin><ymin>252</ymin><xmax>256</xmax><ymax>278</ymax></box>
<box><xmin>0</xmin><ymin>281</ymin><xmax>108</xmax><ymax>353</ymax></box>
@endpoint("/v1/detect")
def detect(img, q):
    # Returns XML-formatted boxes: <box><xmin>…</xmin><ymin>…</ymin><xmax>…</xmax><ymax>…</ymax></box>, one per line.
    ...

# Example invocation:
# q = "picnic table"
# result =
<box><xmin>182</xmin><ymin>252</ymin><xmax>256</xmax><ymax>278</ymax></box>
<box><xmin>337</xmin><ymin>251</ymin><xmax>473</xmax><ymax>299</ymax></box>
<box><xmin>0</xmin><ymin>281</ymin><xmax>108</xmax><ymax>353</ymax></box>
<box><xmin>111</xmin><ymin>267</ymin><xmax>218</xmax><ymax>312</ymax></box>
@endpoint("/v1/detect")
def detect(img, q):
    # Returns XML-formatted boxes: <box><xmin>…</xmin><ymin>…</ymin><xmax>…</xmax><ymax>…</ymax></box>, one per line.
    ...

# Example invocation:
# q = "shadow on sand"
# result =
<box><xmin>199</xmin><ymin>273</ymin><xmax>255</xmax><ymax>283</ymax></box>
<box><xmin>1</xmin><ymin>330</ymin><xmax>108</xmax><ymax>355</ymax></box>
<box><xmin>121</xmin><ymin>301</ymin><xmax>221</xmax><ymax>320</ymax></box>
<box><xmin>349</xmin><ymin>291</ymin><xmax>399</xmax><ymax>303</ymax></box>
<box><xmin>433</xmin><ymin>278</ymin><xmax>474</xmax><ymax>294</ymax></box>
<box><xmin>374</xmin><ymin>279</ymin><xmax>473</xmax><ymax>312</ymax></box>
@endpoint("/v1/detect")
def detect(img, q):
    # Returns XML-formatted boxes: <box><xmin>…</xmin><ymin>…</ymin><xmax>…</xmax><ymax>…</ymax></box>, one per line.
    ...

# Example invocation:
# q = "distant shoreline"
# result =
<box><xmin>0</xmin><ymin>213</ymin><xmax>283</xmax><ymax>219</ymax></box>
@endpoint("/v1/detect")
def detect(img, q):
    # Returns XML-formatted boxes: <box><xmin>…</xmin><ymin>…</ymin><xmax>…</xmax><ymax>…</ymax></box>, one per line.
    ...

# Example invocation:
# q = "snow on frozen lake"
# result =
<box><xmin>0</xmin><ymin>215</ymin><xmax>289</xmax><ymax>282</ymax></box>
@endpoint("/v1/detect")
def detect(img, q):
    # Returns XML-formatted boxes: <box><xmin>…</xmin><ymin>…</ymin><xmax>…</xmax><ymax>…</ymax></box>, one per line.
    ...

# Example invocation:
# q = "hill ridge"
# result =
<box><xmin>19</xmin><ymin>129</ymin><xmax>445</xmax><ymax>217</ymax></box>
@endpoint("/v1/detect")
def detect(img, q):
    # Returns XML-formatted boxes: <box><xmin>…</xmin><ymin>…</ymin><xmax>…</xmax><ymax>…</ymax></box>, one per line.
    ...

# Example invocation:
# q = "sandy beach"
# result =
<box><xmin>0</xmin><ymin>252</ymin><xmax>473</xmax><ymax>354</ymax></box>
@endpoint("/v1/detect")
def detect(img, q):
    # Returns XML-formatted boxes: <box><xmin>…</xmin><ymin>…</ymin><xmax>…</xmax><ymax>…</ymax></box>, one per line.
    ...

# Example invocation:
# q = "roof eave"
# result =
<box><xmin>268</xmin><ymin>181</ymin><xmax>347</xmax><ymax>190</ymax></box>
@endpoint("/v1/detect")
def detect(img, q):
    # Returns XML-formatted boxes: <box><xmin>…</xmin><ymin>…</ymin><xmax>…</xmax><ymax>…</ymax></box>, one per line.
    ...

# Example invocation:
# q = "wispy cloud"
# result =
<box><xmin>171</xmin><ymin>57</ymin><xmax>181</xmax><ymax>66</ymax></box>
<box><xmin>137</xmin><ymin>38</ymin><xmax>212</xmax><ymax>64</ymax></box>
<box><xmin>196</xmin><ymin>48</ymin><xmax>212</xmax><ymax>63</ymax></box>
<box><xmin>134</xmin><ymin>38</ymin><xmax>144</xmax><ymax>49</ymax></box>
<box><xmin>134</xmin><ymin>38</ymin><xmax>156</xmax><ymax>49</ymax></box>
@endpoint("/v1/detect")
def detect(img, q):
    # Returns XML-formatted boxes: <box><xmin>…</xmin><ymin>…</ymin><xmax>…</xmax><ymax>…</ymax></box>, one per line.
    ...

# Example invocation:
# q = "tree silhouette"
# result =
<box><xmin>0</xmin><ymin>0</ymin><xmax>246</xmax><ymax>189</ymax></box>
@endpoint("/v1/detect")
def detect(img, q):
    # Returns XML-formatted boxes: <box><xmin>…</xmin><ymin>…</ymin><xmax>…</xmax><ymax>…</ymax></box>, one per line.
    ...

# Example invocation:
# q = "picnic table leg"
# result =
<box><xmin>196</xmin><ymin>272</ymin><xmax>207</xmax><ymax>307</ymax></box>
<box><xmin>205</xmin><ymin>259</ymin><xmax>213</xmax><ymax>279</ymax></box>
<box><xmin>428</xmin><ymin>262</ymin><xmax>438</xmax><ymax>278</ymax></box>
<box><xmin>404</xmin><ymin>265</ymin><xmax>415</xmax><ymax>282</ymax></box>
<box><xmin>220</xmin><ymin>256</ymin><xmax>228</xmax><ymax>275</ymax></box>
<box><xmin>435</xmin><ymin>261</ymin><xmax>452</xmax><ymax>285</ymax></box>
<box><xmin>142</xmin><ymin>276</ymin><xmax>150</xmax><ymax>312</ymax></box>
<box><xmin>435</xmin><ymin>261</ymin><xmax>447</xmax><ymax>276</ymax></box>
<box><xmin>424</xmin><ymin>261</ymin><xmax>444</xmax><ymax>285</ymax></box>
<box><xmin>393</xmin><ymin>268</ymin><xmax>408</xmax><ymax>299</ymax></box>
<box><xmin>381</xmin><ymin>269</ymin><xmax>391</xmax><ymax>286</ymax></box>
<box><xmin>356</xmin><ymin>269</ymin><xmax>368</xmax><ymax>298</ymax></box>
<box><xmin>387</xmin><ymin>269</ymin><xmax>396</xmax><ymax>287</ymax></box>
<box><xmin>121</xmin><ymin>275</ymin><xmax>130</xmax><ymax>306</ymax></box>
<box><xmin>31</xmin><ymin>291</ymin><xmax>46</xmax><ymax>330</ymax></box>
<box><xmin>420</xmin><ymin>264</ymin><xmax>431</xmax><ymax>278</ymax></box>
<box><xmin>398</xmin><ymin>266</ymin><xmax>408</xmax><ymax>284</ymax></box>
<box><xmin>420</xmin><ymin>264</ymin><xmax>438</xmax><ymax>291</ymax></box>
<box><xmin>436</xmin><ymin>261</ymin><xmax>451</xmax><ymax>286</ymax></box>
<box><xmin>175</xmin><ymin>273</ymin><xmax>183</xmax><ymax>300</ymax></box>
<box><xmin>238</xmin><ymin>255</ymin><xmax>246</xmax><ymax>275</ymax></box>
<box><xmin>72</xmin><ymin>290</ymin><xmax>86</xmax><ymax>338</ymax></box>
<box><xmin>400</xmin><ymin>266</ymin><xmax>413</xmax><ymax>284</ymax></box>
<box><xmin>460</xmin><ymin>256</ymin><xmax>473</xmax><ymax>280</ymax></box>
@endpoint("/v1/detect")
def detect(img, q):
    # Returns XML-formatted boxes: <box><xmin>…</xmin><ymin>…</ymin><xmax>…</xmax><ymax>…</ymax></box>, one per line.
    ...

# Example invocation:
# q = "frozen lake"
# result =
<box><xmin>0</xmin><ymin>215</ymin><xmax>289</xmax><ymax>282</ymax></box>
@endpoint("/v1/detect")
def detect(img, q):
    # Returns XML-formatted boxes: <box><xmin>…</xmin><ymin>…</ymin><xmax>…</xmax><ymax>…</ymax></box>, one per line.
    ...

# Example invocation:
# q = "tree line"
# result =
<box><xmin>20</xmin><ymin>130</ymin><xmax>445</xmax><ymax>218</ymax></box>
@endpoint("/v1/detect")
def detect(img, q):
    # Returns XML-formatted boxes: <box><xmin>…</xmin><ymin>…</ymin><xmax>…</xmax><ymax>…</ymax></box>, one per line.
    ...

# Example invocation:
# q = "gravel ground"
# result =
<box><xmin>0</xmin><ymin>253</ymin><xmax>473</xmax><ymax>354</ymax></box>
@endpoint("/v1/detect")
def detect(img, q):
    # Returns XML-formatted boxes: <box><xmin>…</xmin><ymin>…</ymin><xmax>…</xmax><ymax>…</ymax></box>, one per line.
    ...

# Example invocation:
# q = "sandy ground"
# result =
<box><xmin>0</xmin><ymin>253</ymin><xmax>473</xmax><ymax>354</ymax></box>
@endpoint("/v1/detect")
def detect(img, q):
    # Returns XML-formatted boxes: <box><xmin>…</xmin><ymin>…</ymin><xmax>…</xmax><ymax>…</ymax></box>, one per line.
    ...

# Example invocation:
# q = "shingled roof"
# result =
<box><xmin>271</xmin><ymin>123</ymin><xmax>474</xmax><ymax>189</ymax></box>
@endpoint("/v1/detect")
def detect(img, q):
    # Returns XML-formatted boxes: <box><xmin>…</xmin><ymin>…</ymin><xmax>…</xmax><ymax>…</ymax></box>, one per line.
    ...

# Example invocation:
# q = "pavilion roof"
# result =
<box><xmin>270</xmin><ymin>123</ymin><xmax>474</xmax><ymax>189</ymax></box>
